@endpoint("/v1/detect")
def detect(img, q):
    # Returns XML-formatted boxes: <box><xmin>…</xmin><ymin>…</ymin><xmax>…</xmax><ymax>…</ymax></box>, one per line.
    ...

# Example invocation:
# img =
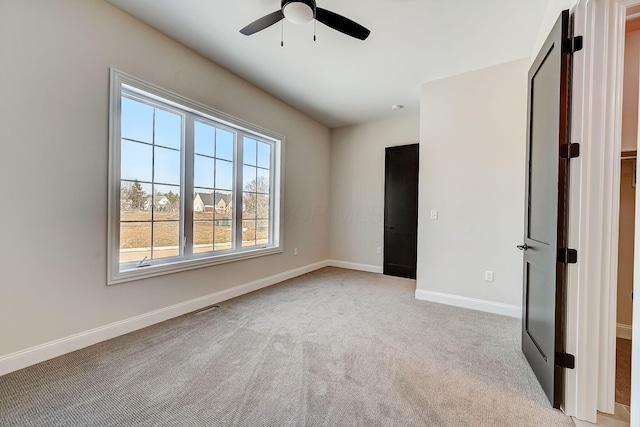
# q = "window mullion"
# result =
<box><xmin>269</xmin><ymin>142</ymin><xmax>275</xmax><ymax>246</ymax></box>
<box><xmin>151</xmin><ymin>108</ymin><xmax>156</xmax><ymax>260</ymax></box>
<box><xmin>234</xmin><ymin>132</ymin><xmax>244</xmax><ymax>249</ymax></box>
<box><xmin>184</xmin><ymin>113</ymin><xmax>195</xmax><ymax>257</ymax></box>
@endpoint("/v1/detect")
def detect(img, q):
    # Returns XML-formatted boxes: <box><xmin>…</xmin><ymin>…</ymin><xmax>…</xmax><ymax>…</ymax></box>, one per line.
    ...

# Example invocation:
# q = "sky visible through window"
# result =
<box><xmin>119</xmin><ymin>94</ymin><xmax>273</xmax><ymax>265</ymax></box>
<box><xmin>194</xmin><ymin>120</ymin><xmax>234</xmax><ymax>190</ymax></box>
<box><xmin>120</xmin><ymin>96</ymin><xmax>247</xmax><ymax>190</ymax></box>
<box><xmin>121</xmin><ymin>96</ymin><xmax>182</xmax><ymax>185</ymax></box>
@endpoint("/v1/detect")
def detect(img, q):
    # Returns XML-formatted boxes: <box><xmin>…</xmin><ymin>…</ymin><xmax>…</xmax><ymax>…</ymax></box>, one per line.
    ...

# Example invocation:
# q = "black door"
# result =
<box><xmin>384</xmin><ymin>144</ymin><xmax>419</xmax><ymax>279</ymax></box>
<box><xmin>521</xmin><ymin>10</ymin><xmax>573</xmax><ymax>409</ymax></box>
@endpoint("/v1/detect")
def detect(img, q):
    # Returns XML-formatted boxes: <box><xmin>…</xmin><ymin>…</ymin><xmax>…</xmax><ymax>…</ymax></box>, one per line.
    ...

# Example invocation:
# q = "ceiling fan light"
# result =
<box><xmin>283</xmin><ymin>2</ymin><xmax>314</xmax><ymax>25</ymax></box>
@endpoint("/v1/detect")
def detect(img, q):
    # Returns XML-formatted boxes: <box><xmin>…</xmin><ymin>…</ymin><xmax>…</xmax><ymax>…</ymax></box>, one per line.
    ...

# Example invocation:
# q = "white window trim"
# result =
<box><xmin>108</xmin><ymin>69</ymin><xmax>284</xmax><ymax>285</ymax></box>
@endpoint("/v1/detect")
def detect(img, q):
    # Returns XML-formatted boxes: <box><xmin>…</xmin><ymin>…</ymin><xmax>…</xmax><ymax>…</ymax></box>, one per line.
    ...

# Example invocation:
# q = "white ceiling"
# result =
<box><xmin>106</xmin><ymin>0</ymin><xmax>550</xmax><ymax>128</ymax></box>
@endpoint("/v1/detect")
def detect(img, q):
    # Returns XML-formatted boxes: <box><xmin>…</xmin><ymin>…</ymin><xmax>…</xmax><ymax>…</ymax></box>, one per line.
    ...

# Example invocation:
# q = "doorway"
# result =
<box><xmin>383</xmin><ymin>144</ymin><xmax>419</xmax><ymax>279</ymax></box>
<box><xmin>616</xmin><ymin>150</ymin><xmax>634</xmax><ymax>409</ymax></box>
<box><xmin>614</xmin><ymin>12</ymin><xmax>640</xmax><ymax>412</ymax></box>
<box><xmin>567</xmin><ymin>0</ymin><xmax>640</xmax><ymax>423</ymax></box>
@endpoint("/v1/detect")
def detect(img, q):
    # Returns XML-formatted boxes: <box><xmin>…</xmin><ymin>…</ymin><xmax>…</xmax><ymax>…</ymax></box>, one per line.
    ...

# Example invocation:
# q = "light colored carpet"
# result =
<box><xmin>0</xmin><ymin>267</ymin><xmax>573</xmax><ymax>426</ymax></box>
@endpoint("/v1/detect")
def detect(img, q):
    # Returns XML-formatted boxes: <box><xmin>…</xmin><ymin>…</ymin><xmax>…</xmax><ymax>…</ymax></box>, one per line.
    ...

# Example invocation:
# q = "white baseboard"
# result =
<box><xmin>327</xmin><ymin>260</ymin><xmax>383</xmax><ymax>274</ymax></box>
<box><xmin>617</xmin><ymin>323</ymin><xmax>633</xmax><ymax>340</ymax></box>
<box><xmin>0</xmin><ymin>260</ymin><xmax>329</xmax><ymax>377</ymax></box>
<box><xmin>415</xmin><ymin>289</ymin><xmax>521</xmax><ymax>318</ymax></box>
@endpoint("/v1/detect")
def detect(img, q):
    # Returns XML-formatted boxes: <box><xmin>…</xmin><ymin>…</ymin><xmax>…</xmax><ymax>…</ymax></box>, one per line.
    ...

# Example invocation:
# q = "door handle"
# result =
<box><xmin>385</xmin><ymin>226</ymin><xmax>395</xmax><ymax>230</ymax></box>
<box><xmin>517</xmin><ymin>244</ymin><xmax>529</xmax><ymax>251</ymax></box>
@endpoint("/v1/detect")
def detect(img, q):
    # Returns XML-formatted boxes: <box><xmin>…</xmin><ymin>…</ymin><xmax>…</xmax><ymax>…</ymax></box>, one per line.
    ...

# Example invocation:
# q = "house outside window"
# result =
<box><xmin>108</xmin><ymin>70</ymin><xmax>283</xmax><ymax>284</ymax></box>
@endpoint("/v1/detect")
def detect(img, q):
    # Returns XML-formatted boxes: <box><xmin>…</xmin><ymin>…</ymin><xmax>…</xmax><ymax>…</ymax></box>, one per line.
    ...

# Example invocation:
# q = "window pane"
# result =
<box><xmin>216</xmin><ymin>129</ymin><xmax>234</xmax><ymax>161</ymax></box>
<box><xmin>154</xmin><ymin>184</ymin><xmax>180</xmax><ymax>220</ymax></box>
<box><xmin>193</xmin><ymin>188</ymin><xmax>214</xmax><ymax>219</ymax></box>
<box><xmin>242</xmin><ymin>219</ymin><xmax>256</xmax><ymax>246</ymax></box>
<box><xmin>243</xmin><ymin>165</ymin><xmax>257</xmax><ymax>191</ymax></box>
<box><xmin>120</xmin><ymin>222</ymin><xmax>151</xmax><ymax>263</ymax></box>
<box><xmin>257</xmin><ymin>194</ymin><xmax>270</xmax><ymax>219</ymax></box>
<box><xmin>213</xmin><ymin>190</ymin><xmax>233</xmax><ymax>217</ymax></box>
<box><xmin>244</xmin><ymin>138</ymin><xmax>257</xmax><ymax>166</ymax></box>
<box><xmin>194</xmin><ymin>155</ymin><xmax>214</xmax><ymax>189</ymax></box>
<box><xmin>121</xmin><ymin>140</ymin><xmax>152</xmax><ymax>182</ymax></box>
<box><xmin>154</xmin><ymin>146</ymin><xmax>181</xmax><ymax>185</ymax></box>
<box><xmin>216</xmin><ymin>159</ymin><xmax>233</xmax><ymax>190</ymax></box>
<box><xmin>120</xmin><ymin>180</ymin><xmax>152</xmax><ymax>220</ymax></box>
<box><xmin>256</xmin><ymin>219</ymin><xmax>269</xmax><ymax>245</ymax></box>
<box><xmin>214</xmin><ymin>218</ymin><xmax>233</xmax><ymax>251</ymax></box>
<box><xmin>243</xmin><ymin>193</ymin><xmax>257</xmax><ymax>219</ymax></box>
<box><xmin>193</xmin><ymin>220</ymin><xmax>213</xmax><ymax>254</ymax></box>
<box><xmin>257</xmin><ymin>168</ymin><xmax>269</xmax><ymax>193</ymax></box>
<box><xmin>194</xmin><ymin>121</ymin><xmax>215</xmax><ymax>157</ymax></box>
<box><xmin>152</xmin><ymin>221</ymin><xmax>180</xmax><ymax>259</ymax></box>
<box><xmin>121</xmin><ymin>96</ymin><xmax>153</xmax><ymax>143</ymax></box>
<box><xmin>154</xmin><ymin>108</ymin><xmax>182</xmax><ymax>150</ymax></box>
<box><xmin>257</xmin><ymin>142</ymin><xmax>270</xmax><ymax>169</ymax></box>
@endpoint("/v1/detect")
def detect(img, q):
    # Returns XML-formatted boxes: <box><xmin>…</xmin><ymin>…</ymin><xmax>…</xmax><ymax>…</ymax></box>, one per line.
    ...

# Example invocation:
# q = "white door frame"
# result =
<box><xmin>567</xmin><ymin>0</ymin><xmax>637</xmax><ymax>422</ymax></box>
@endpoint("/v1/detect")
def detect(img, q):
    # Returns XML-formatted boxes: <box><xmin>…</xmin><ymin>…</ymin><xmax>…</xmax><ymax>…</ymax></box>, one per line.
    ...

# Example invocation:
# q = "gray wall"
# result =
<box><xmin>329</xmin><ymin>112</ymin><xmax>420</xmax><ymax>269</ymax></box>
<box><xmin>417</xmin><ymin>58</ymin><xmax>529</xmax><ymax>311</ymax></box>
<box><xmin>328</xmin><ymin>59</ymin><xmax>529</xmax><ymax>314</ymax></box>
<box><xmin>0</xmin><ymin>0</ymin><xmax>331</xmax><ymax>358</ymax></box>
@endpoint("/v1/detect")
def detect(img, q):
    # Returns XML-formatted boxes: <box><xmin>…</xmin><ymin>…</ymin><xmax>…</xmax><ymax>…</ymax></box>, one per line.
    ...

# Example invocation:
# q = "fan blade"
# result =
<box><xmin>240</xmin><ymin>10</ymin><xmax>285</xmax><ymax>36</ymax></box>
<box><xmin>315</xmin><ymin>8</ymin><xmax>370</xmax><ymax>40</ymax></box>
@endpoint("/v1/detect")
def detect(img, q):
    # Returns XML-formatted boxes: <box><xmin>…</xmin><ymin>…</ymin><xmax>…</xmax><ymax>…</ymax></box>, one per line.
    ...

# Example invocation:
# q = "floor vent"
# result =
<box><xmin>192</xmin><ymin>304</ymin><xmax>220</xmax><ymax>315</ymax></box>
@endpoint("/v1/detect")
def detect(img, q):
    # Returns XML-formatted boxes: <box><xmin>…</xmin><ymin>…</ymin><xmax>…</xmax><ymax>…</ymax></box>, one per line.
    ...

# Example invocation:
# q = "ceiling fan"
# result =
<box><xmin>240</xmin><ymin>0</ymin><xmax>371</xmax><ymax>41</ymax></box>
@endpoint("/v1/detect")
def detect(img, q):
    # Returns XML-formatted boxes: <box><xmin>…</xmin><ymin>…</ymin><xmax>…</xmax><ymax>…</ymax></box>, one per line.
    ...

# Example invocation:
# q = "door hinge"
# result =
<box><xmin>564</xmin><ymin>36</ymin><xmax>583</xmax><ymax>53</ymax></box>
<box><xmin>560</xmin><ymin>143</ymin><xmax>580</xmax><ymax>159</ymax></box>
<box><xmin>557</xmin><ymin>248</ymin><xmax>577</xmax><ymax>264</ymax></box>
<box><xmin>555</xmin><ymin>352</ymin><xmax>575</xmax><ymax>369</ymax></box>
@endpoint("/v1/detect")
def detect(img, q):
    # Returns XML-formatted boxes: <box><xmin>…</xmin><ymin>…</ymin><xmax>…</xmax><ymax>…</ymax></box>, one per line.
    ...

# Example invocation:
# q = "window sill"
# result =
<box><xmin>108</xmin><ymin>245</ymin><xmax>283</xmax><ymax>285</ymax></box>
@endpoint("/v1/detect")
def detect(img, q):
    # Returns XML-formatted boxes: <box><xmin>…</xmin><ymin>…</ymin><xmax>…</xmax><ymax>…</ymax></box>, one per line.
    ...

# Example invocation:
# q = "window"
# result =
<box><xmin>108</xmin><ymin>70</ymin><xmax>283</xmax><ymax>284</ymax></box>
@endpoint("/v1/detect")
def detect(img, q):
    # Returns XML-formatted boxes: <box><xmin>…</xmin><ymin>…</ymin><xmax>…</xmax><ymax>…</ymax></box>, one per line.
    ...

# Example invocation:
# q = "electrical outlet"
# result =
<box><xmin>294</xmin><ymin>248</ymin><xmax>298</xmax><ymax>256</ymax></box>
<box><xmin>430</xmin><ymin>210</ymin><xmax>438</xmax><ymax>220</ymax></box>
<box><xmin>484</xmin><ymin>271</ymin><xmax>494</xmax><ymax>282</ymax></box>
<box><xmin>377</xmin><ymin>247</ymin><xmax>382</xmax><ymax>254</ymax></box>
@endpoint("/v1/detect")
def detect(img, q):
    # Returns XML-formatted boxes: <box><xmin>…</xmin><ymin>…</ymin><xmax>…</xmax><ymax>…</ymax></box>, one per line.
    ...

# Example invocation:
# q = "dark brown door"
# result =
<box><xmin>384</xmin><ymin>144</ymin><xmax>419</xmax><ymax>279</ymax></box>
<box><xmin>521</xmin><ymin>9</ymin><xmax>572</xmax><ymax>409</ymax></box>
